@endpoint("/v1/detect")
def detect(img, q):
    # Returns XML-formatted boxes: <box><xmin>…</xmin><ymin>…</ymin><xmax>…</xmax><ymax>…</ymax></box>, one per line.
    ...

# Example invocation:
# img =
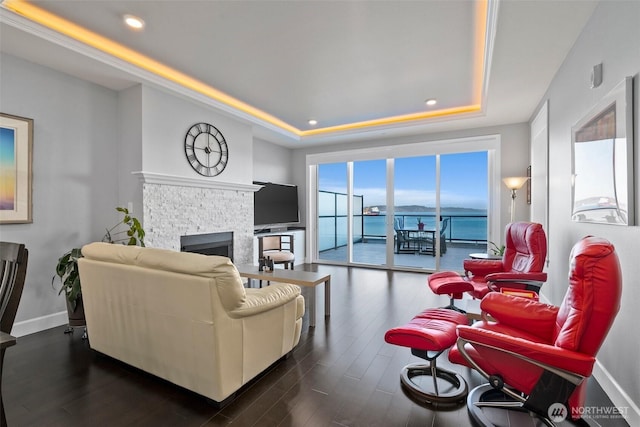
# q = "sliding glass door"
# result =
<box><xmin>439</xmin><ymin>152</ymin><xmax>489</xmax><ymax>270</ymax></box>
<box><xmin>394</xmin><ymin>155</ymin><xmax>437</xmax><ymax>268</ymax></box>
<box><xmin>317</xmin><ymin>163</ymin><xmax>348</xmax><ymax>263</ymax></box>
<box><xmin>353</xmin><ymin>159</ymin><xmax>387</xmax><ymax>265</ymax></box>
<box><xmin>309</xmin><ymin>136</ymin><xmax>498</xmax><ymax>271</ymax></box>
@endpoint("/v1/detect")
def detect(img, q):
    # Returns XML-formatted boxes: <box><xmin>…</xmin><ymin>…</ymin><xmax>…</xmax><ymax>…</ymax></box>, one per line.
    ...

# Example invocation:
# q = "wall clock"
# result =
<box><xmin>184</xmin><ymin>122</ymin><xmax>229</xmax><ymax>177</ymax></box>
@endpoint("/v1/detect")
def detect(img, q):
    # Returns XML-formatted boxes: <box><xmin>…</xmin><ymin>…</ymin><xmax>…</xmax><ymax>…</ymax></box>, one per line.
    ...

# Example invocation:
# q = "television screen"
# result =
<box><xmin>253</xmin><ymin>181</ymin><xmax>299</xmax><ymax>226</ymax></box>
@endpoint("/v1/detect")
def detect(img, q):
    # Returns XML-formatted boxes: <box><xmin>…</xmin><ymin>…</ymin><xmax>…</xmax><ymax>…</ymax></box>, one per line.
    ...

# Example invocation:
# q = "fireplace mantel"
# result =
<box><xmin>132</xmin><ymin>171</ymin><xmax>262</xmax><ymax>192</ymax></box>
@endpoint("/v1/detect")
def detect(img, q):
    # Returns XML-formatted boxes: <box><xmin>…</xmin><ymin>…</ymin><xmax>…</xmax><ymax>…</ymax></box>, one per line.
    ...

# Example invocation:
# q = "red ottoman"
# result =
<box><xmin>385</xmin><ymin>308</ymin><xmax>468</xmax><ymax>404</ymax></box>
<box><xmin>427</xmin><ymin>271</ymin><xmax>473</xmax><ymax>312</ymax></box>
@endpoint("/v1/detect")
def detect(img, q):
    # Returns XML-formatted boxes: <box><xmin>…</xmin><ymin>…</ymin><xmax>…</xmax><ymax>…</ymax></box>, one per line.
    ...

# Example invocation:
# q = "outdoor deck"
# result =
<box><xmin>318</xmin><ymin>240</ymin><xmax>487</xmax><ymax>271</ymax></box>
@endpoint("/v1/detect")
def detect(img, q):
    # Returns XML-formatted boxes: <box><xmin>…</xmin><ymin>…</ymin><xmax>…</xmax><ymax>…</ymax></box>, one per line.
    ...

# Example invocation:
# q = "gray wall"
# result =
<box><xmin>0</xmin><ymin>53</ymin><xmax>120</xmax><ymax>329</ymax></box>
<box><xmin>535</xmin><ymin>0</ymin><xmax>640</xmax><ymax>416</ymax></box>
<box><xmin>253</xmin><ymin>137</ymin><xmax>294</xmax><ymax>184</ymax></box>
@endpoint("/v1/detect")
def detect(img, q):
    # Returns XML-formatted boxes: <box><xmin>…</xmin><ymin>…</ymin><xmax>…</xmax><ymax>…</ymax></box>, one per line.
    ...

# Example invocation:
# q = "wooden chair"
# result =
<box><xmin>0</xmin><ymin>242</ymin><xmax>28</xmax><ymax>426</ymax></box>
<box><xmin>258</xmin><ymin>235</ymin><xmax>294</xmax><ymax>269</ymax></box>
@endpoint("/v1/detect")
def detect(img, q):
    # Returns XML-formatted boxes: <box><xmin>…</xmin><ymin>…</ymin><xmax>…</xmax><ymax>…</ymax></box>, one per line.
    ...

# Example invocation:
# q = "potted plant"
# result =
<box><xmin>417</xmin><ymin>217</ymin><xmax>425</xmax><ymax>231</ymax></box>
<box><xmin>102</xmin><ymin>206</ymin><xmax>146</xmax><ymax>246</ymax></box>
<box><xmin>53</xmin><ymin>207</ymin><xmax>145</xmax><ymax>334</ymax></box>
<box><xmin>489</xmin><ymin>241</ymin><xmax>506</xmax><ymax>257</ymax></box>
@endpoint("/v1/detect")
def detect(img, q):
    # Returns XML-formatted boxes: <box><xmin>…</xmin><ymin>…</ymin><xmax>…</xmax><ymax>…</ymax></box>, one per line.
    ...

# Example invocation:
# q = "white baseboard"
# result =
<box><xmin>11</xmin><ymin>311</ymin><xmax>68</xmax><ymax>337</ymax></box>
<box><xmin>593</xmin><ymin>361</ymin><xmax>640</xmax><ymax>427</ymax></box>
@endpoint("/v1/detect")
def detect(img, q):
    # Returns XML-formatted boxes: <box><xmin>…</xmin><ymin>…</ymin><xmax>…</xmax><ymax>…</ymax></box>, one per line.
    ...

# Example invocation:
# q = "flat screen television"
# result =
<box><xmin>253</xmin><ymin>181</ymin><xmax>300</xmax><ymax>227</ymax></box>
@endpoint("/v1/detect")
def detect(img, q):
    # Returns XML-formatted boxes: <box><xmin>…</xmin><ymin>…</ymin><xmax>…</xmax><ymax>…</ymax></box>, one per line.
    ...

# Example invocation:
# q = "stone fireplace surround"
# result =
<box><xmin>134</xmin><ymin>172</ymin><xmax>261</xmax><ymax>265</ymax></box>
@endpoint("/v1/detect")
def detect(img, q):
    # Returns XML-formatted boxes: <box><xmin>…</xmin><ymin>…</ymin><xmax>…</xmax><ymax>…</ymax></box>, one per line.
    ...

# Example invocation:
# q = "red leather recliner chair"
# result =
<box><xmin>428</xmin><ymin>222</ymin><xmax>547</xmax><ymax>311</ymax></box>
<box><xmin>449</xmin><ymin>236</ymin><xmax>622</xmax><ymax>425</ymax></box>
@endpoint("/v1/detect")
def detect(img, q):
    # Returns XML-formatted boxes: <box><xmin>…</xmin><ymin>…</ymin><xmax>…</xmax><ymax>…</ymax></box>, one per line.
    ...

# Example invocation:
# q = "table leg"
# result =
<box><xmin>309</xmin><ymin>287</ymin><xmax>317</xmax><ymax>327</ymax></box>
<box><xmin>324</xmin><ymin>278</ymin><xmax>331</xmax><ymax>316</ymax></box>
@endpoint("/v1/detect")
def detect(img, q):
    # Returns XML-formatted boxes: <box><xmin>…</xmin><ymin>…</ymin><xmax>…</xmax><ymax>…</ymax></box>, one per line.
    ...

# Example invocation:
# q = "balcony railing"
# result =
<box><xmin>317</xmin><ymin>190</ymin><xmax>488</xmax><ymax>253</ymax></box>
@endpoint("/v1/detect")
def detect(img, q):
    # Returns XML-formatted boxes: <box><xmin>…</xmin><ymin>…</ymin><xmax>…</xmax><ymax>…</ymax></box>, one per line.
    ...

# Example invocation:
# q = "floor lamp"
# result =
<box><xmin>503</xmin><ymin>177</ymin><xmax>529</xmax><ymax>223</ymax></box>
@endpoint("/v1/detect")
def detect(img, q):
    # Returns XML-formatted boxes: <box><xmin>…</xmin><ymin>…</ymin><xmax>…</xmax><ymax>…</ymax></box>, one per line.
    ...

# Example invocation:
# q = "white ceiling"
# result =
<box><xmin>0</xmin><ymin>0</ymin><xmax>598</xmax><ymax>147</ymax></box>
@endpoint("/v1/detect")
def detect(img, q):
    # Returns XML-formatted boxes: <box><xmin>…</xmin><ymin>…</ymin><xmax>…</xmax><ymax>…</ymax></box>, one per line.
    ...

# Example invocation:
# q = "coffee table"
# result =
<box><xmin>235</xmin><ymin>265</ymin><xmax>331</xmax><ymax>327</ymax></box>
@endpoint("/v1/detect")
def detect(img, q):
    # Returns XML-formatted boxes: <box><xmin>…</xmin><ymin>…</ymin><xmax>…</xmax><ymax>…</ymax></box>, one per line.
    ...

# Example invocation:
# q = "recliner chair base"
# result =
<box><xmin>466</xmin><ymin>384</ymin><xmax>581</xmax><ymax>427</ymax></box>
<box><xmin>400</xmin><ymin>362</ymin><xmax>468</xmax><ymax>404</ymax></box>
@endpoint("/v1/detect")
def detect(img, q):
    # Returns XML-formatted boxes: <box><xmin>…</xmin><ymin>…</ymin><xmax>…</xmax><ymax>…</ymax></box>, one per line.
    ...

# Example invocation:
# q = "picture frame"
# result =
<box><xmin>571</xmin><ymin>77</ymin><xmax>634</xmax><ymax>225</ymax></box>
<box><xmin>1</xmin><ymin>113</ymin><xmax>33</xmax><ymax>224</ymax></box>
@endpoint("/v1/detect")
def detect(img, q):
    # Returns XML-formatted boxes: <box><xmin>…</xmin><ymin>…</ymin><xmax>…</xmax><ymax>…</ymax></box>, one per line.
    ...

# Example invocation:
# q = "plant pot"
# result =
<box><xmin>66</xmin><ymin>295</ymin><xmax>86</xmax><ymax>327</ymax></box>
<box><xmin>418</xmin><ymin>223</ymin><xmax>425</xmax><ymax>231</ymax></box>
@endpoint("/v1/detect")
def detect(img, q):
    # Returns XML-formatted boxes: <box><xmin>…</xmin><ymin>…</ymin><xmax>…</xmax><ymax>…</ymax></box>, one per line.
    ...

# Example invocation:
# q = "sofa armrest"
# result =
<box><xmin>457</xmin><ymin>325</ymin><xmax>595</xmax><ymax>378</ymax></box>
<box><xmin>485</xmin><ymin>272</ymin><xmax>547</xmax><ymax>283</ymax></box>
<box><xmin>228</xmin><ymin>283</ymin><xmax>301</xmax><ymax>318</ymax></box>
<box><xmin>463</xmin><ymin>259</ymin><xmax>504</xmax><ymax>278</ymax></box>
<box><xmin>485</xmin><ymin>272</ymin><xmax>548</xmax><ymax>292</ymax></box>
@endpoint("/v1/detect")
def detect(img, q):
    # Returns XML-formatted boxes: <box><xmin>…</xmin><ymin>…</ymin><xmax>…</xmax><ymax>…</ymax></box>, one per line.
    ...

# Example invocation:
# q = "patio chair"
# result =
<box><xmin>394</xmin><ymin>218</ymin><xmax>417</xmax><ymax>254</ymax></box>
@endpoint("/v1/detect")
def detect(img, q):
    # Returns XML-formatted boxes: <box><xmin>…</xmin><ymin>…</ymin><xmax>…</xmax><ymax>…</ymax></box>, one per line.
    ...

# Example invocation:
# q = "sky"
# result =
<box><xmin>319</xmin><ymin>151</ymin><xmax>488</xmax><ymax>210</ymax></box>
<box><xmin>0</xmin><ymin>127</ymin><xmax>16</xmax><ymax>210</ymax></box>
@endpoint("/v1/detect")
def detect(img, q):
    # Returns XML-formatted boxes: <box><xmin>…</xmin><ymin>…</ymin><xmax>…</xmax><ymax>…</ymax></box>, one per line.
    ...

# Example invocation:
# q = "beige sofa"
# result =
<box><xmin>78</xmin><ymin>242</ymin><xmax>304</xmax><ymax>404</ymax></box>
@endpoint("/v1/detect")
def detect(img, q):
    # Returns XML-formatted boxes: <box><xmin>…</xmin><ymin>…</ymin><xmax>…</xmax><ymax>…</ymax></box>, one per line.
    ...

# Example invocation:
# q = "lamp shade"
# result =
<box><xmin>502</xmin><ymin>176</ymin><xmax>529</xmax><ymax>190</ymax></box>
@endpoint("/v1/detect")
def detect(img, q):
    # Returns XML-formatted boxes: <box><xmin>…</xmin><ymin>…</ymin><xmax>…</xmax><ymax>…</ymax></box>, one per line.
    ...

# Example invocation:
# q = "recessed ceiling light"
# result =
<box><xmin>425</xmin><ymin>99</ymin><xmax>437</xmax><ymax>106</ymax></box>
<box><xmin>308</xmin><ymin>119</ymin><xmax>318</xmax><ymax>126</ymax></box>
<box><xmin>124</xmin><ymin>14</ymin><xmax>145</xmax><ymax>30</ymax></box>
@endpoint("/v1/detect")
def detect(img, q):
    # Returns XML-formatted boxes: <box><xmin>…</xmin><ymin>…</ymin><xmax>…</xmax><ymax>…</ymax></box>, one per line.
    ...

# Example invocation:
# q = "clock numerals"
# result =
<box><xmin>197</xmin><ymin>122</ymin><xmax>211</xmax><ymax>134</ymax></box>
<box><xmin>184</xmin><ymin>122</ymin><xmax>229</xmax><ymax>177</ymax></box>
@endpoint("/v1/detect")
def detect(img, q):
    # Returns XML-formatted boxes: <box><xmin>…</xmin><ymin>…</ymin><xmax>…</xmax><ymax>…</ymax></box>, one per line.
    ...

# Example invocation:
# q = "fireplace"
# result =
<box><xmin>180</xmin><ymin>231</ymin><xmax>233</xmax><ymax>261</ymax></box>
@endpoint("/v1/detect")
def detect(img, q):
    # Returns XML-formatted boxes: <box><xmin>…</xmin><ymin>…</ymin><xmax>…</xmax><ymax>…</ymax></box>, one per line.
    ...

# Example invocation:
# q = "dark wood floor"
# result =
<box><xmin>3</xmin><ymin>265</ymin><xmax>629</xmax><ymax>426</ymax></box>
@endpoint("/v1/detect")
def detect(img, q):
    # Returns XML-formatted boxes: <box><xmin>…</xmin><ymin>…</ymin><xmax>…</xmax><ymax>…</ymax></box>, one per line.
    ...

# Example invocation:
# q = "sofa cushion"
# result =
<box><xmin>81</xmin><ymin>242</ymin><xmax>247</xmax><ymax>311</ymax></box>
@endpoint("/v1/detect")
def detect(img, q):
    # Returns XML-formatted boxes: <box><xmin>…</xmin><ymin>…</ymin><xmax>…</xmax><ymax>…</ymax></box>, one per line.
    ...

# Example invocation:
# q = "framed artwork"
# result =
<box><xmin>571</xmin><ymin>77</ymin><xmax>634</xmax><ymax>225</ymax></box>
<box><xmin>0</xmin><ymin>113</ymin><xmax>33</xmax><ymax>224</ymax></box>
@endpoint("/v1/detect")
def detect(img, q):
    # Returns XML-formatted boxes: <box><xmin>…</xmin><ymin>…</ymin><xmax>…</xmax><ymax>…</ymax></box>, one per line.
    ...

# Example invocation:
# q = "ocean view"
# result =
<box><xmin>319</xmin><ymin>209</ymin><xmax>488</xmax><ymax>251</ymax></box>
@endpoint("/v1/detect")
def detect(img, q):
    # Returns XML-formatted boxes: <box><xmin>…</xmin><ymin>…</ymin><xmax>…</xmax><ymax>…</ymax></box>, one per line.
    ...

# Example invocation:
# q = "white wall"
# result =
<box><xmin>140</xmin><ymin>86</ymin><xmax>253</xmax><ymax>185</ymax></box>
<box><xmin>253</xmin><ymin>137</ymin><xmax>294</xmax><ymax>184</ymax></box>
<box><xmin>533</xmin><ymin>0</ymin><xmax>640</xmax><ymax>420</ymax></box>
<box><xmin>0</xmin><ymin>53</ymin><xmax>120</xmax><ymax>333</ymax></box>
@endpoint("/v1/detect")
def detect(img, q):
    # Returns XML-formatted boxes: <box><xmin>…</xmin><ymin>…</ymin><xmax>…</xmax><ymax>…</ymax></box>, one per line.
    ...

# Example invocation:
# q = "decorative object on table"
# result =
<box><xmin>416</xmin><ymin>217</ymin><xmax>424</xmax><ymax>231</ymax></box>
<box><xmin>53</xmin><ymin>207</ymin><xmax>146</xmax><ymax>337</ymax></box>
<box><xmin>502</xmin><ymin>176</ymin><xmax>529</xmax><ymax>223</ymax></box>
<box><xmin>184</xmin><ymin>122</ymin><xmax>228</xmax><ymax>177</ymax></box>
<box><xmin>0</xmin><ymin>113</ymin><xmax>33</xmax><ymax>224</ymax></box>
<box><xmin>258</xmin><ymin>256</ymin><xmax>274</xmax><ymax>272</ymax></box>
<box><xmin>571</xmin><ymin>76</ymin><xmax>634</xmax><ymax>225</ymax></box>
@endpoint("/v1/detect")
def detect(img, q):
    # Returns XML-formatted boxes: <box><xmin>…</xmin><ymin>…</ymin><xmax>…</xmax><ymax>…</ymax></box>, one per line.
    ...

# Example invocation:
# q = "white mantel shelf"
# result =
<box><xmin>132</xmin><ymin>171</ymin><xmax>262</xmax><ymax>192</ymax></box>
